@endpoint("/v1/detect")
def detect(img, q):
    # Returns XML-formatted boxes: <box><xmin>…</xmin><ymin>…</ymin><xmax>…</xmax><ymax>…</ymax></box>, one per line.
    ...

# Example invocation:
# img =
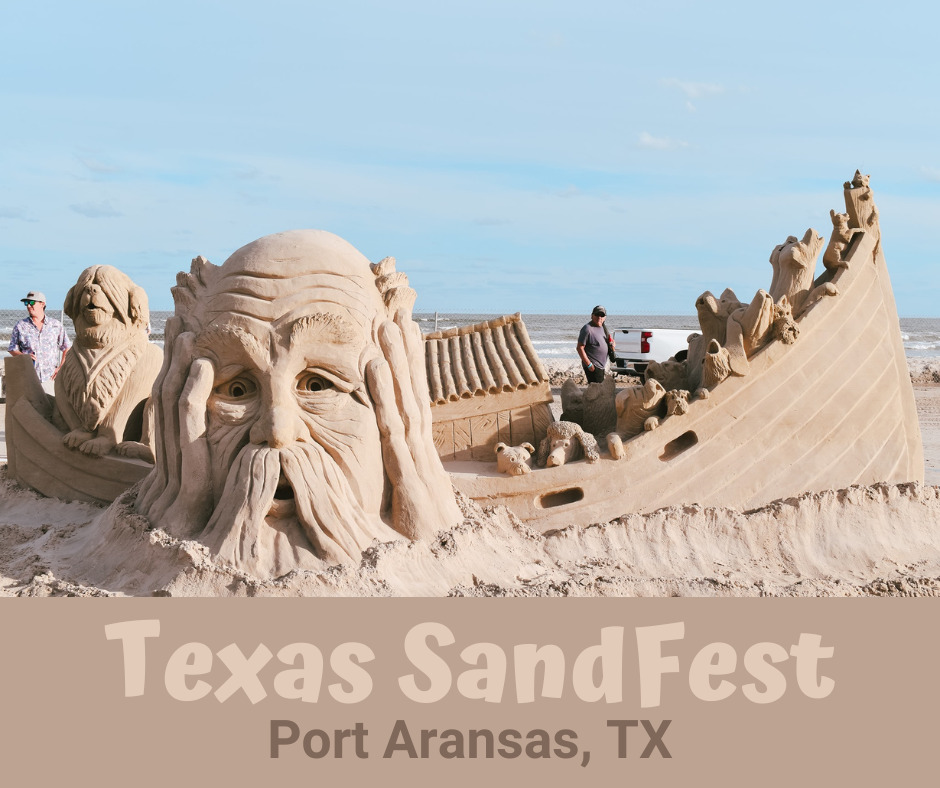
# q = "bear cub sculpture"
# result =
<box><xmin>494</xmin><ymin>442</ymin><xmax>536</xmax><ymax>476</ymax></box>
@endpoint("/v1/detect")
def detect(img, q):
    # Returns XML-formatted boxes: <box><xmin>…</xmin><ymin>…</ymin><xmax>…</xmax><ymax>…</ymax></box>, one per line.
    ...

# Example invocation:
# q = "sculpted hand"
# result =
<box><xmin>366</xmin><ymin>311</ymin><xmax>462</xmax><ymax>540</ymax></box>
<box><xmin>137</xmin><ymin>318</ymin><xmax>215</xmax><ymax>537</ymax></box>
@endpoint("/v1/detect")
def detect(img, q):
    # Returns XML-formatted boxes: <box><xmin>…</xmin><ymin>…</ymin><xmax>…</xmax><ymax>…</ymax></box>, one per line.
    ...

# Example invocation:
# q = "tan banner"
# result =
<box><xmin>0</xmin><ymin>599</ymin><xmax>935</xmax><ymax>784</ymax></box>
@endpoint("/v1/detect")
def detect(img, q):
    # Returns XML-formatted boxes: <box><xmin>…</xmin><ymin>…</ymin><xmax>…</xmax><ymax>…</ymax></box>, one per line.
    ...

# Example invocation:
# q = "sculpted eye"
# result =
<box><xmin>298</xmin><ymin>372</ymin><xmax>333</xmax><ymax>393</ymax></box>
<box><xmin>219</xmin><ymin>377</ymin><xmax>256</xmax><ymax>399</ymax></box>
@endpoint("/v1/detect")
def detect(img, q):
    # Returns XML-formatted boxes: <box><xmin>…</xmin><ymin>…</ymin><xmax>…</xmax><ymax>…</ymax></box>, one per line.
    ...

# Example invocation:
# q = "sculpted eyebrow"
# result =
<box><xmin>196</xmin><ymin>325</ymin><xmax>269</xmax><ymax>366</ymax></box>
<box><xmin>289</xmin><ymin>313</ymin><xmax>358</xmax><ymax>347</ymax></box>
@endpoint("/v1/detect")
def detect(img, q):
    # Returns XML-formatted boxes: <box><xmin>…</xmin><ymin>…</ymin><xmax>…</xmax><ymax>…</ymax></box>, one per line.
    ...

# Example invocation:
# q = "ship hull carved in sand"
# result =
<box><xmin>432</xmin><ymin>175</ymin><xmax>923</xmax><ymax>529</ymax></box>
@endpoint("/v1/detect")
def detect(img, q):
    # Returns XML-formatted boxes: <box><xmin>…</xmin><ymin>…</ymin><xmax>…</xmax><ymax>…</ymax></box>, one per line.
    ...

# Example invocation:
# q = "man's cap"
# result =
<box><xmin>22</xmin><ymin>291</ymin><xmax>46</xmax><ymax>304</ymax></box>
<box><xmin>592</xmin><ymin>305</ymin><xmax>606</xmax><ymax>316</ymax></box>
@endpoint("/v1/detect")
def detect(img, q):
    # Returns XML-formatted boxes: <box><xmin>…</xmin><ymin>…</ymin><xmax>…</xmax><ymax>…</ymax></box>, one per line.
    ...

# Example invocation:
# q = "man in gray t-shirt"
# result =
<box><xmin>577</xmin><ymin>305</ymin><xmax>614</xmax><ymax>383</ymax></box>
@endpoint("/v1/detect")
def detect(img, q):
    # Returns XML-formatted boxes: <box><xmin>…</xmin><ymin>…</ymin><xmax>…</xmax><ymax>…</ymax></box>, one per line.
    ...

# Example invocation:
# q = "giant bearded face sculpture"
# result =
<box><xmin>135</xmin><ymin>230</ymin><xmax>461</xmax><ymax>576</ymax></box>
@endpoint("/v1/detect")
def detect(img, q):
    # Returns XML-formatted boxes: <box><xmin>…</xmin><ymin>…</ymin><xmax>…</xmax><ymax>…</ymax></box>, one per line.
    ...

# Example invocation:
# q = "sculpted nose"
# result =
<box><xmin>250</xmin><ymin>405</ymin><xmax>306</xmax><ymax>448</ymax></box>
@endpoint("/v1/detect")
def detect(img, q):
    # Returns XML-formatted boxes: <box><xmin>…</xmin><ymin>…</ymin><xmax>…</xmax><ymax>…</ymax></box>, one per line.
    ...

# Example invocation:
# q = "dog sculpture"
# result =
<box><xmin>769</xmin><ymin>229</ymin><xmax>836</xmax><ymax>317</ymax></box>
<box><xmin>665</xmin><ymin>389</ymin><xmax>691</xmax><ymax>417</ymax></box>
<box><xmin>645</xmin><ymin>358</ymin><xmax>689</xmax><ymax>392</ymax></box>
<box><xmin>606</xmin><ymin>378</ymin><xmax>668</xmax><ymax>460</ymax></box>
<box><xmin>536</xmin><ymin>421</ymin><xmax>601</xmax><ymax>468</ymax></box>
<box><xmin>54</xmin><ymin>265</ymin><xmax>163</xmax><ymax>459</ymax></box>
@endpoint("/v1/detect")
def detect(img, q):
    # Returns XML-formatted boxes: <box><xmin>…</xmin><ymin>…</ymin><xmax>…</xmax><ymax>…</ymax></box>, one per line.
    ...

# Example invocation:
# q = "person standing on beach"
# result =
<box><xmin>577</xmin><ymin>304</ymin><xmax>614</xmax><ymax>383</ymax></box>
<box><xmin>8</xmin><ymin>290</ymin><xmax>71</xmax><ymax>394</ymax></box>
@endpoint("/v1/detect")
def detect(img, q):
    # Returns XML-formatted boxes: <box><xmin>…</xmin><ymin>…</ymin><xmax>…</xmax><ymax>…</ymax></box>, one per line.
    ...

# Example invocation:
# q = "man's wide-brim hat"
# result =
<box><xmin>22</xmin><ymin>290</ymin><xmax>46</xmax><ymax>304</ymax></box>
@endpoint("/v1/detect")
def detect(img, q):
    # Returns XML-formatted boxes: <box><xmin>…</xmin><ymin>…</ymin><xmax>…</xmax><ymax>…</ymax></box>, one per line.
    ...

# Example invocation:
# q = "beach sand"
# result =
<box><xmin>1</xmin><ymin>364</ymin><xmax>939</xmax><ymax>598</ymax></box>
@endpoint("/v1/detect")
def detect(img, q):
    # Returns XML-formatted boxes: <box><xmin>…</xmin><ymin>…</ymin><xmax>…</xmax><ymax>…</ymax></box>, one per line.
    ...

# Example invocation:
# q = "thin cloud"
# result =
<box><xmin>921</xmin><ymin>166</ymin><xmax>940</xmax><ymax>183</ymax></box>
<box><xmin>637</xmin><ymin>132</ymin><xmax>688</xmax><ymax>150</ymax></box>
<box><xmin>661</xmin><ymin>77</ymin><xmax>725</xmax><ymax>112</ymax></box>
<box><xmin>70</xmin><ymin>201</ymin><xmax>122</xmax><ymax>218</ymax></box>
<box><xmin>77</xmin><ymin>156</ymin><xmax>121</xmax><ymax>174</ymax></box>
<box><xmin>233</xmin><ymin>166</ymin><xmax>278</xmax><ymax>181</ymax></box>
<box><xmin>660</xmin><ymin>77</ymin><xmax>725</xmax><ymax>100</ymax></box>
<box><xmin>0</xmin><ymin>207</ymin><xmax>34</xmax><ymax>221</ymax></box>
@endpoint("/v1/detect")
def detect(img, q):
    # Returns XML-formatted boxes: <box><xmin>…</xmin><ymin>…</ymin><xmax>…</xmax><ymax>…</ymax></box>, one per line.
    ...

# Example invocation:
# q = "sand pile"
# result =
<box><xmin>2</xmin><ymin>467</ymin><xmax>939</xmax><ymax>598</ymax></box>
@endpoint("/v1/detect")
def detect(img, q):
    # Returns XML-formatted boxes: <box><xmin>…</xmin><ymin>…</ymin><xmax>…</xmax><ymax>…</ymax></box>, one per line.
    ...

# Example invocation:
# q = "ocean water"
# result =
<box><xmin>2</xmin><ymin>310</ymin><xmax>939</xmax><ymax>363</ymax></box>
<box><xmin>414</xmin><ymin>313</ymin><xmax>701</xmax><ymax>362</ymax></box>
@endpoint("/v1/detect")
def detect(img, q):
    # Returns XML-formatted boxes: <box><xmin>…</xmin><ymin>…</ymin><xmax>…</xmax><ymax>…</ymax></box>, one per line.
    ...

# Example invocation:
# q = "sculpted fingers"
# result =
<box><xmin>395</xmin><ymin>308</ymin><xmax>435</xmax><ymax>437</ymax></box>
<box><xmin>366</xmin><ymin>353</ymin><xmax>415</xmax><ymax>480</ymax></box>
<box><xmin>366</xmin><ymin>355</ymin><xmax>435</xmax><ymax>540</ymax></box>
<box><xmin>179</xmin><ymin>358</ymin><xmax>214</xmax><ymax>445</ymax></box>
<box><xmin>377</xmin><ymin>320</ymin><xmax>422</xmax><ymax>434</ymax></box>
<box><xmin>378</xmin><ymin>319</ymin><xmax>441</xmax><ymax>477</ymax></box>
<box><xmin>162</xmin><ymin>357</ymin><xmax>215</xmax><ymax>536</ymax></box>
<box><xmin>394</xmin><ymin>309</ymin><xmax>427</xmax><ymax>391</ymax></box>
<box><xmin>381</xmin><ymin>316</ymin><xmax>462</xmax><ymax>528</ymax></box>
<box><xmin>377</xmin><ymin>320</ymin><xmax>444</xmax><ymax>489</ymax></box>
<box><xmin>147</xmin><ymin>331</ymin><xmax>198</xmax><ymax>522</ymax></box>
<box><xmin>138</xmin><ymin>316</ymin><xmax>182</xmax><ymax>512</ymax></box>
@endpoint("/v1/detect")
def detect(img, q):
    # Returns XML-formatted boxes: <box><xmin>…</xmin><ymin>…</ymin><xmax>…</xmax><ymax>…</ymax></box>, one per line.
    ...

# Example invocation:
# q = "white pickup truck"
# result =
<box><xmin>608</xmin><ymin>327</ymin><xmax>690</xmax><ymax>376</ymax></box>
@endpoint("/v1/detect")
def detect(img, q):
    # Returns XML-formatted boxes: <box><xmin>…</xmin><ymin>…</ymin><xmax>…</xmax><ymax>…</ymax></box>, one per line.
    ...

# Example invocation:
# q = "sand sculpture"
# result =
<box><xmin>2</xmin><ymin>172</ymin><xmax>925</xmax><ymax>559</ymax></box>
<box><xmin>636</xmin><ymin>229</ymin><xmax>837</xmax><ymax>401</ymax></box>
<box><xmin>536</xmin><ymin>421</ymin><xmax>600</xmax><ymax>468</ymax></box>
<box><xmin>823</xmin><ymin>210</ymin><xmax>855</xmax><ymax>272</ymax></box>
<box><xmin>494</xmin><ymin>442</ymin><xmax>535</xmax><ymax>475</ymax></box>
<box><xmin>615</xmin><ymin>378</ymin><xmax>668</xmax><ymax>436</ymax></box>
<box><xmin>769</xmin><ymin>229</ymin><xmax>838</xmax><ymax>317</ymax></box>
<box><xmin>449</xmin><ymin>173</ymin><xmax>923</xmax><ymax>528</ymax></box>
<box><xmin>558</xmin><ymin>375</ymin><xmax>618</xmax><ymax>436</ymax></box>
<box><xmin>643</xmin><ymin>359</ymin><xmax>689</xmax><ymax>393</ymax></box>
<box><xmin>133</xmin><ymin>230</ymin><xmax>462</xmax><ymax>575</ymax></box>
<box><xmin>424</xmin><ymin>313</ymin><xmax>554</xmax><ymax>461</ymax></box>
<box><xmin>606</xmin><ymin>378</ymin><xmax>667</xmax><ymax>460</ymax></box>
<box><xmin>55</xmin><ymin>265</ymin><xmax>162</xmax><ymax>461</ymax></box>
<box><xmin>664</xmin><ymin>389</ymin><xmax>690</xmax><ymax>417</ymax></box>
<box><xmin>4</xmin><ymin>267</ymin><xmax>161</xmax><ymax>504</ymax></box>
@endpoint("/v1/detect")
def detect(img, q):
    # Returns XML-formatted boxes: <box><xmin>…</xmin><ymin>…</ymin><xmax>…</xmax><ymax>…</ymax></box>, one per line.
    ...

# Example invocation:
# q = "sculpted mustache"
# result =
<box><xmin>225</xmin><ymin>443</ymin><xmax>376</xmax><ymax>563</ymax></box>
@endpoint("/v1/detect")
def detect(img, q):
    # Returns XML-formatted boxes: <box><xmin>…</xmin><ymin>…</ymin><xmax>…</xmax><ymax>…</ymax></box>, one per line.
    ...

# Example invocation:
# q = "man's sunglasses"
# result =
<box><xmin>24</xmin><ymin>300</ymin><xmax>39</xmax><ymax>306</ymax></box>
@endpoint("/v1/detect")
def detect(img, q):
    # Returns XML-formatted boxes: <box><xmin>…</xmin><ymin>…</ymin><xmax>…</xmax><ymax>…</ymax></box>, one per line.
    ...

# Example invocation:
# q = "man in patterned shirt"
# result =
<box><xmin>8</xmin><ymin>290</ymin><xmax>71</xmax><ymax>394</ymax></box>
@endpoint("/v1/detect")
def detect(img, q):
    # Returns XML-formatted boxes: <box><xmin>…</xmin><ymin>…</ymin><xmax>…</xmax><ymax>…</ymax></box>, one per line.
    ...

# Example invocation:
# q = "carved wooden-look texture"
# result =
<box><xmin>424</xmin><ymin>313</ymin><xmax>554</xmax><ymax>461</ymax></box>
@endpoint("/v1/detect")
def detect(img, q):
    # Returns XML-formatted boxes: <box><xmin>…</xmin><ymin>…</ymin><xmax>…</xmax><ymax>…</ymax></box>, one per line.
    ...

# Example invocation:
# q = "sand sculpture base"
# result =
<box><xmin>4</xmin><ymin>355</ymin><xmax>152</xmax><ymax>504</ymax></box>
<box><xmin>3</xmin><ymin>476</ymin><xmax>940</xmax><ymax>597</ymax></box>
<box><xmin>0</xmin><ymin>173</ymin><xmax>926</xmax><ymax>590</ymax></box>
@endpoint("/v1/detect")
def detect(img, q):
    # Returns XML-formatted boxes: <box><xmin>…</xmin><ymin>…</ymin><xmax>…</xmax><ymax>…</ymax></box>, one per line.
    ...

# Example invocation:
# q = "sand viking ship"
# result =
<box><xmin>4</xmin><ymin>174</ymin><xmax>924</xmax><ymax>529</ymax></box>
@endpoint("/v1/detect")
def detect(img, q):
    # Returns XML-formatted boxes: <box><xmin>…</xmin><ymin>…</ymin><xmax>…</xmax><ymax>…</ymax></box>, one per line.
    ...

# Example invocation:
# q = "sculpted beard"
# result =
<box><xmin>198</xmin><ymin>391</ymin><xmax>399</xmax><ymax>575</ymax></box>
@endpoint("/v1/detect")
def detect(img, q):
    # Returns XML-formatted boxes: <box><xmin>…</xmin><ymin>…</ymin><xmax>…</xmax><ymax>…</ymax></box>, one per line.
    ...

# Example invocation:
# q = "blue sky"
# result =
<box><xmin>2</xmin><ymin>0</ymin><xmax>938</xmax><ymax>315</ymax></box>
